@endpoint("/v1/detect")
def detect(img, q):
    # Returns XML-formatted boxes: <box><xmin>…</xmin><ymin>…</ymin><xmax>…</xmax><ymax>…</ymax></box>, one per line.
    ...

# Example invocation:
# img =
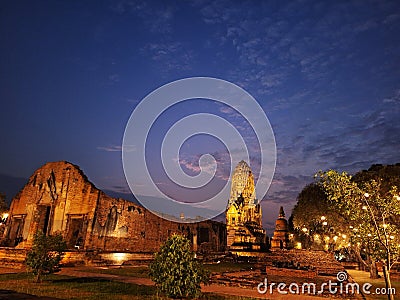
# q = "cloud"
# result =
<box><xmin>178</xmin><ymin>151</ymin><xmax>232</xmax><ymax>181</ymax></box>
<box><xmin>97</xmin><ymin>145</ymin><xmax>122</xmax><ymax>152</ymax></box>
<box><xmin>141</xmin><ymin>42</ymin><xmax>194</xmax><ymax>72</ymax></box>
<box><xmin>108</xmin><ymin>73</ymin><xmax>120</xmax><ymax>83</ymax></box>
<box><xmin>97</xmin><ymin>145</ymin><xmax>136</xmax><ymax>152</ymax></box>
<box><xmin>110</xmin><ymin>0</ymin><xmax>174</xmax><ymax>33</ymax></box>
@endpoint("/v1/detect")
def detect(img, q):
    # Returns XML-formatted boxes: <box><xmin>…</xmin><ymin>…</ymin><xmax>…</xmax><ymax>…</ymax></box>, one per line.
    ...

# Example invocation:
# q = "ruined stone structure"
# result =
<box><xmin>2</xmin><ymin>161</ymin><xmax>226</xmax><ymax>253</ymax></box>
<box><xmin>226</xmin><ymin>161</ymin><xmax>266</xmax><ymax>250</ymax></box>
<box><xmin>271</xmin><ymin>206</ymin><xmax>290</xmax><ymax>249</ymax></box>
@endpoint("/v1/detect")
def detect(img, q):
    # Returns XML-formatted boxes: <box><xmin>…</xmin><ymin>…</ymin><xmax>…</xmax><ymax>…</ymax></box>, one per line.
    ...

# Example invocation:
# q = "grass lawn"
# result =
<box><xmin>0</xmin><ymin>271</ymin><xmax>257</xmax><ymax>300</ymax></box>
<box><xmin>347</xmin><ymin>270</ymin><xmax>399</xmax><ymax>300</ymax></box>
<box><xmin>83</xmin><ymin>266</ymin><xmax>150</xmax><ymax>278</ymax></box>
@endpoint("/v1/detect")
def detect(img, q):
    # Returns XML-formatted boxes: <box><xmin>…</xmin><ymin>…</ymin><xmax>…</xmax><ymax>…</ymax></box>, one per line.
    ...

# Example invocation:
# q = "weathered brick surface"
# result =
<box><xmin>2</xmin><ymin>161</ymin><xmax>226</xmax><ymax>253</ymax></box>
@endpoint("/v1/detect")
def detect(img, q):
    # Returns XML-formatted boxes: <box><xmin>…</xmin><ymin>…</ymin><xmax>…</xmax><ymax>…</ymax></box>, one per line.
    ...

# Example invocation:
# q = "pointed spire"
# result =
<box><xmin>279</xmin><ymin>206</ymin><xmax>285</xmax><ymax>218</ymax></box>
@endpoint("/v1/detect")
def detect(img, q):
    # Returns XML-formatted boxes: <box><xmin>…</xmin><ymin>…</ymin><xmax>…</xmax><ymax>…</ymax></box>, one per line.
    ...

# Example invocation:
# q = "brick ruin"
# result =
<box><xmin>270</xmin><ymin>206</ymin><xmax>290</xmax><ymax>249</ymax></box>
<box><xmin>1</xmin><ymin>161</ymin><xmax>226</xmax><ymax>253</ymax></box>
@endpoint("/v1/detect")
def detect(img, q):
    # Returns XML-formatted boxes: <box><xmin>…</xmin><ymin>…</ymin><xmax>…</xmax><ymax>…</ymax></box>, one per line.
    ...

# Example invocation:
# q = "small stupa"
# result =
<box><xmin>271</xmin><ymin>206</ymin><xmax>289</xmax><ymax>249</ymax></box>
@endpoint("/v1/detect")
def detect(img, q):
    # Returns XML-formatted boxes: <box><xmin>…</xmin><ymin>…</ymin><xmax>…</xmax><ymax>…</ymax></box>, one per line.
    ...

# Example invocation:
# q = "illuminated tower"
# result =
<box><xmin>226</xmin><ymin>161</ymin><xmax>266</xmax><ymax>250</ymax></box>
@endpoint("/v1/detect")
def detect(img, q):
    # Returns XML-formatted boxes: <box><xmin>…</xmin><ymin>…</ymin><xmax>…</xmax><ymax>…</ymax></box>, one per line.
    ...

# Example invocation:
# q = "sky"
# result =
<box><xmin>1</xmin><ymin>0</ymin><xmax>400</xmax><ymax>231</ymax></box>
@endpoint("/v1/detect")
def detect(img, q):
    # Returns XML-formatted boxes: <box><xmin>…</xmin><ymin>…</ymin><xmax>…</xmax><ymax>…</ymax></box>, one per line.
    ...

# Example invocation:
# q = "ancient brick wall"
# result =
<box><xmin>87</xmin><ymin>195</ymin><xmax>226</xmax><ymax>252</ymax></box>
<box><xmin>2</xmin><ymin>161</ymin><xmax>226</xmax><ymax>253</ymax></box>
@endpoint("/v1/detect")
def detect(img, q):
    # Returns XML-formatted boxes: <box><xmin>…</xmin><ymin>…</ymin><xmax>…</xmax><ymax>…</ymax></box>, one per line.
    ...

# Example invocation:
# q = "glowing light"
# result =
<box><xmin>364</xmin><ymin>193</ymin><xmax>369</xmax><ymax>198</ymax></box>
<box><xmin>2</xmin><ymin>213</ymin><xmax>8</xmax><ymax>219</ymax></box>
<box><xmin>296</xmin><ymin>242</ymin><xmax>302</xmax><ymax>249</ymax></box>
<box><xmin>362</xmin><ymin>205</ymin><xmax>367</xmax><ymax>210</ymax></box>
<box><xmin>113</xmin><ymin>253</ymin><xmax>126</xmax><ymax>264</ymax></box>
<box><xmin>367</xmin><ymin>233</ymin><xmax>372</xmax><ymax>237</ymax></box>
<box><xmin>302</xmin><ymin>227</ymin><xmax>308</xmax><ymax>233</ymax></box>
<box><xmin>383</xmin><ymin>224</ymin><xmax>388</xmax><ymax>229</ymax></box>
<box><xmin>333</xmin><ymin>236</ymin><xmax>338</xmax><ymax>242</ymax></box>
<box><xmin>321</xmin><ymin>216</ymin><xmax>326</xmax><ymax>221</ymax></box>
<box><xmin>342</xmin><ymin>234</ymin><xmax>347</xmax><ymax>239</ymax></box>
<box><xmin>322</xmin><ymin>221</ymin><xmax>328</xmax><ymax>226</ymax></box>
<box><xmin>390</xmin><ymin>236</ymin><xmax>395</xmax><ymax>240</ymax></box>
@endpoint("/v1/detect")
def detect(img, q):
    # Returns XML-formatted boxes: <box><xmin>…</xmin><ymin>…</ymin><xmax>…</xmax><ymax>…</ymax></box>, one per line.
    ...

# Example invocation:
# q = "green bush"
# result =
<box><xmin>149</xmin><ymin>234</ymin><xmax>210</xmax><ymax>298</ymax></box>
<box><xmin>25</xmin><ymin>231</ymin><xmax>67</xmax><ymax>282</ymax></box>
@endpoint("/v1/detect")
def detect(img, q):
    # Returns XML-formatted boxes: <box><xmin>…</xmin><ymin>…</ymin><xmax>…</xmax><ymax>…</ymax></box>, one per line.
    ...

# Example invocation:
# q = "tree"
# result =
<box><xmin>149</xmin><ymin>234</ymin><xmax>210</xmax><ymax>299</ymax></box>
<box><xmin>25</xmin><ymin>231</ymin><xmax>67</xmax><ymax>283</ymax></box>
<box><xmin>317</xmin><ymin>169</ymin><xmax>400</xmax><ymax>300</ymax></box>
<box><xmin>291</xmin><ymin>183</ymin><xmax>349</xmax><ymax>250</ymax></box>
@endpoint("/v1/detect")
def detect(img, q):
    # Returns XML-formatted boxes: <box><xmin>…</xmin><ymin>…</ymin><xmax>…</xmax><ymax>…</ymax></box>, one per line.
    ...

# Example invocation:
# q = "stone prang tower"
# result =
<box><xmin>226</xmin><ymin>161</ymin><xmax>266</xmax><ymax>250</ymax></box>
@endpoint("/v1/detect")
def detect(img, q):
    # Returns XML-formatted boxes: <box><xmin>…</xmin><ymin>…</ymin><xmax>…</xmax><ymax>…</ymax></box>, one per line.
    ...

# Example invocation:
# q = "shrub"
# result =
<box><xmin>149</xmin><ymin>234</ymin><xmax>210</xmax><ymax>298</ymax></box>
<box><xmin>25</xmin><ymin>231</ymin><xmax>67</xmax><ymax>282</ymax></box>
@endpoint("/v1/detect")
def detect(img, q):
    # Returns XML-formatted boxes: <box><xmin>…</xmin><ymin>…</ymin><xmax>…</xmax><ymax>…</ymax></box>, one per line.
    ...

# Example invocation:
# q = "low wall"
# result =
<box><xmin>0</xmin><ymin>247</ymin><xmax>27</xmax><ymax>268</ymax></box>
<box><xmin>0</xmin><ymin>247</ymin><xmax>154</xmax><ymax>268</ymax></box>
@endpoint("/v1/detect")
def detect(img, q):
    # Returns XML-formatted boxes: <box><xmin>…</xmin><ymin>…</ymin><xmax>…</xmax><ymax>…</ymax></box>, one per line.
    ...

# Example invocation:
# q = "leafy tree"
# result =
<box><xmin>149</xmin><ymin>234</ymin><xmax>210</xmax><ymax>299</ymax></box>
<box><xmin>317</xmin><ymin>169</ymin><xmax>400</xmax><ymax>300</ymax></box>
<box><xmin>291</xmin><ymin>183</ymin><xmax>349</xmax><ymax>250</ymax></box>
<box><xmin>25</xmin><ymin>231</ymin><xmax>67</xmax><ymax>283</ymax></box>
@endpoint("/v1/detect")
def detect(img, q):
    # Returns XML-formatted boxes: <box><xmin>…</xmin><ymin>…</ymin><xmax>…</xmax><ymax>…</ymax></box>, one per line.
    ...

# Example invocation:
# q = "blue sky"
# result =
<box><xmin>1</xmin><ymin>0</ymin><xmax>399</xmax><ymax>230</ymax></box>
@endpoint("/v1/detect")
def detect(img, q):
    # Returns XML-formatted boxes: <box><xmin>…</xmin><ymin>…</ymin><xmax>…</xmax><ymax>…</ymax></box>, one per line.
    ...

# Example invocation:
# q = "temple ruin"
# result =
<box><xmin>1</xmin><ymin>161</ymin><xmax>226</xmax><ymax>253</ymax></box>
<box><xmin>225</xmin><ymin>161</ymin><xmax>267</xmax><ymax>251</ymax></box>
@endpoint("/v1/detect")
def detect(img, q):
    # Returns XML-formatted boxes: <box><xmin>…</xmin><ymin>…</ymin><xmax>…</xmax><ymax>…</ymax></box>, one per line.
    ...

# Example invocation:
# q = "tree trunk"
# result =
<box><xmin>35</xmin><ymin>271</ymin><xmax>42</xmax><ymax>283</ymax></box>
<box><xmin>369</xmin><ymin>259</ymin><xmax>379</xmax><ymax>279</ymax></box>
<box><xmin>382</xmin><ymin>265</ymin><xmax>395</xmax><ymax>300</ymax></box>
<box><xmin>354</xmin><ymin>248</ymin><xmax>368</xmax><ymax>271</ymax></box>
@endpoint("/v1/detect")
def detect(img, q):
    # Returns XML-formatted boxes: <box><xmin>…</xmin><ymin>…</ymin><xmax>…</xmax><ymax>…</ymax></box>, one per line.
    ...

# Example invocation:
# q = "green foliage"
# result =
<box><xmin>25</xmin><ymin>231</ymin><xmax>67</xmax><ymax>282</ymax></box>
<box><xmin>291</xmin><ymin>183</ymin><xmax>349</xmax><ymax>250</ymax></box>
<box><xmin>149</xmin><ymin>234</ymin><xmax>210</xmax><ymax>299</ymax></box>
<box><xmin>317</xmin><ymin>169</ymin><xmax>400</xmax><ymax>300</ymax></box>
